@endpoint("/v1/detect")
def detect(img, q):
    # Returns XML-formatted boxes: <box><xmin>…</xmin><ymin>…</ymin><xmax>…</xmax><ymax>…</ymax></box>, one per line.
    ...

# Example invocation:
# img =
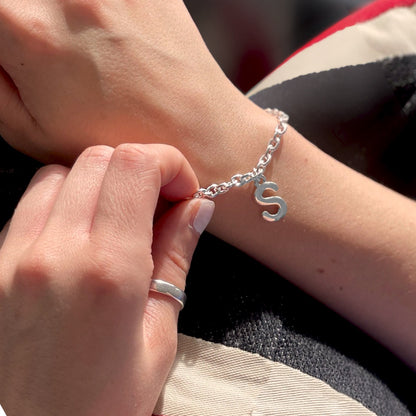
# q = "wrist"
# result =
<box><xmin>172</xmin><ymin>85</ymin><xmax>278</xmax><ymax>188</ymax></box>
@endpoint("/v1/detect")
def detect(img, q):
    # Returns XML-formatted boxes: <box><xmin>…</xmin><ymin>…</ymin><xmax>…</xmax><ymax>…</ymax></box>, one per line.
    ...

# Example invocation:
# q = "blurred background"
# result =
<box><xmin>184</xmin><ymin>0</ymin><xmax>372</xmax><ymax>93</ymax></box>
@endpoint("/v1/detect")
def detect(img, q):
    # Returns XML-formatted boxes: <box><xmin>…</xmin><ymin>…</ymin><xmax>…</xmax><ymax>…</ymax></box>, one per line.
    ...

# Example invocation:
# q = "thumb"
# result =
<box><xmin>143</xmin><ymin>198</ymin><xmax>214</xmax><ymax>359</ymax></box>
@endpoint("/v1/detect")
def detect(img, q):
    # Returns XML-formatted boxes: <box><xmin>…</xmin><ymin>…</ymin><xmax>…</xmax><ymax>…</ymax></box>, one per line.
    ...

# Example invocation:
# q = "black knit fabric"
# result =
<box><xmin>383</xmin><ymin>55</ymin><xmax>416</xmax><ymax>118</ymax></box>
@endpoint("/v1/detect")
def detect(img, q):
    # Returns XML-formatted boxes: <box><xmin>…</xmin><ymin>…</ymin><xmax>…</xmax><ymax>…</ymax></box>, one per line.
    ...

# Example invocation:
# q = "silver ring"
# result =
<box><xmin>149</xmin><ymin>279</ymin><xmax>186</xmax><ymax>310</ymax></box>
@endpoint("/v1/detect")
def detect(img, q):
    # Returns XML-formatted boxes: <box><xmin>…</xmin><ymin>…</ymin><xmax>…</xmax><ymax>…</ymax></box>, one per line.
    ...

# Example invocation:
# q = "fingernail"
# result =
<box><xmin>192</xmin><ymin>199</ymin><xmax>215</xmax><ymax>234</ymax></box>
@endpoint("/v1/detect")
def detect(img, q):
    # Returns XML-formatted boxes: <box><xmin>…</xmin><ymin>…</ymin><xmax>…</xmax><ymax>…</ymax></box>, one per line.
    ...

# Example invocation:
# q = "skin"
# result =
<box><xmin>0</xmin><ymin>0</ymin><xmax>415</xmax><ymax>403</ymax></box>
<box><xmin>0</xmin><ymin>143</ymin><xmax>214</xmax><ymax>416</ymax></box>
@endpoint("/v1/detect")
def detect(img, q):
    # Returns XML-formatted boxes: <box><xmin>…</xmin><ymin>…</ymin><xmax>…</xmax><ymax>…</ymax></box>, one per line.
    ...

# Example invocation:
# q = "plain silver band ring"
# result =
<box><xmin>149</xmin><ymin>279</ymin><xmax>186</xmax><ymax>310</ymax></box>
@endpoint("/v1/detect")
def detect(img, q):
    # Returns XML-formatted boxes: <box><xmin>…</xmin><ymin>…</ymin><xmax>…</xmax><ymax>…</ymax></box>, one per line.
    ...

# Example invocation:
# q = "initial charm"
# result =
<box><xmin>254</xmin><ymin>181</ymin><xmax>287</xmax><ymax>222</ymax></box>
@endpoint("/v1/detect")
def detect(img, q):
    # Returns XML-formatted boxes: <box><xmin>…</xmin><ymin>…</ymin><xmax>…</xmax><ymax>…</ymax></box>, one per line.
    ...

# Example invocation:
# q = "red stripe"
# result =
<box><xmin>279</xmin><ymin>0</ymin><xmax>416</xmax><ymax>67</ymax></box>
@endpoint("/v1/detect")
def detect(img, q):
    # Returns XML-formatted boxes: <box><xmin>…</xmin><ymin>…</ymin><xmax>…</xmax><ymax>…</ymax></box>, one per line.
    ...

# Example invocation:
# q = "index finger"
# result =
<box><xmin>90</xmin><ymin>143</ymin><xmax>198</xmax><ymax>260</ymax></box>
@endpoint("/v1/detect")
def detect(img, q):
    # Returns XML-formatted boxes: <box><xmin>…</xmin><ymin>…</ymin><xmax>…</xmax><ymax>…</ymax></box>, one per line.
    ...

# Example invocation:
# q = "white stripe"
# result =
<box><xmin>248</xmin><ymin>4</ymin><xmax>416</xmax><ymax>97</ymax></box>
<box><xmin>155</xmin><ymin>334</ymin><xmax>376</xmax><ymax>416</ymax></box>
<box><xmin>0</xmin><ymin>404</ymin><xmax>7</xmax><ymax>416</ymax></box>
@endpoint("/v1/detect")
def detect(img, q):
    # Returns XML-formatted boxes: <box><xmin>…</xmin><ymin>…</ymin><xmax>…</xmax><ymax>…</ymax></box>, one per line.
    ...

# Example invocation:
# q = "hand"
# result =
<box><xmin>0</xmin><ymin>143</ymin><xmax>214</xmax><ymax>416</ymax></box>
<box><xmin>0</xmin><ymin>0</ymin><xmax>243</xmax><ymax>164</ymax></box>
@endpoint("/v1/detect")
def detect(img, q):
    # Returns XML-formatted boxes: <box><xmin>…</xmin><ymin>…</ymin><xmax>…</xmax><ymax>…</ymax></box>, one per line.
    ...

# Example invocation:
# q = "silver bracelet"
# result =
<box><xmin>193</xmin><ymin>108</ymin><xmax>288</xmax><ymax>222</ymax></box>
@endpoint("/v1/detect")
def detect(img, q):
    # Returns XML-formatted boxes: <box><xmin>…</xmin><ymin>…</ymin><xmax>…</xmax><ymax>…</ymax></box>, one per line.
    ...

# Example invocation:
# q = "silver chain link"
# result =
<box><xmin>193</xmin><ymin>108</ymin><xmax>289</xmax><ymax>199</ymax></box>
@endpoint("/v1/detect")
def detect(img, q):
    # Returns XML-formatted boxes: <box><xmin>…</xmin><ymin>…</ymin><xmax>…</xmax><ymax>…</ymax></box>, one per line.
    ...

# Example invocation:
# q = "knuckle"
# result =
<box><xmin>23</xmin><ymin>164</ymin><xmax>68</xmax><ymax>196</ymax></box>
<box><xmin>19</xmin><ymin>19</ymin><xmax>62</xmax><ymax>56</ymax></box>
<box><xmin>113</xmin><ymin>143</ymin><xmax>159</xmax><ymax>172</ymax></box>
<box><xmin>80</xmin><ymin>263</ymin><xmax>120</xmax><ymax>298</ymax></box>
<box><xmin>83</xmin><ymin>244</ymin><xmax>152</xmax><ymax>294</ymax></box>
<box><xmin>63</xmin><ymin>0</ymin><xmax>106</xmax><ymax>27</ymax></box>
<box><xmin>15</xmin><ymin>247</ymin><xmax>56</xmax><ymax>287</ymax></box>
<box><xmin>33</xmin><ymin>164</ymin><xmax>69</xmax><ymax>182</ymax></box>
<box><xmin>80</xmin><ymin>145</ymin><xmax>114</xmax><ymax>162</ymax></box>
<box><xmin>161</xmin><ymin>143</ymin><xmax>182</xmax><ymax>158</ymax></box>
<box><xmin>0</xmin><ymin>8</ymin><xmax>62</xmax><ymax>56</ymax></box>
<box><xmin>65</xmin><ymin>0</ymin><xmax>101</xmax><ymax>11</ymax></box>
<box><xmin>114</xmin><ymin>143</ymin><xmax>150</xmax><ymax>158</ymax></box>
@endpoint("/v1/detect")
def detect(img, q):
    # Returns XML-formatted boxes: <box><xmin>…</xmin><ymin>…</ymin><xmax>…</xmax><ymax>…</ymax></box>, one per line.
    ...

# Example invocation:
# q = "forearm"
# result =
<box><xmin>180</xmin><ymin>92</ymin><xmax>416</xmax><ymax>369</ymax></box>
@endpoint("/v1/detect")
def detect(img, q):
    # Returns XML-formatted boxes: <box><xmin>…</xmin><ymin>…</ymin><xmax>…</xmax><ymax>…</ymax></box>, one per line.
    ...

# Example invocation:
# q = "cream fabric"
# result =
<box><xmin>154</xmin><ymin>334</ymin><xmax>376</xmax><ymax>416</ymax></box>
<box><xmin>248</xmin><ymin>4</ymin><xmax>416</xmax><ymax>97</ymax></box>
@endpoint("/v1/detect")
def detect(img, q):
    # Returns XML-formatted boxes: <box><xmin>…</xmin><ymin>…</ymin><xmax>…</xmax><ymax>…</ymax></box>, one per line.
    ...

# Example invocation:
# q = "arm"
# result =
<box><xmin>0</xmin><ymin>0</ymin><xmax>415</xmax><ymax>369</ymax></box>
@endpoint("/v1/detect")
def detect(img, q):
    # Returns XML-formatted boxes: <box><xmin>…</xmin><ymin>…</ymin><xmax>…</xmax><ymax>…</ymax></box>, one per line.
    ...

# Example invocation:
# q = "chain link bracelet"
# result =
<box><xmin>193</xmin><ymin>108</ymin><xmax>289</xmax><ymax>222</ymax></box>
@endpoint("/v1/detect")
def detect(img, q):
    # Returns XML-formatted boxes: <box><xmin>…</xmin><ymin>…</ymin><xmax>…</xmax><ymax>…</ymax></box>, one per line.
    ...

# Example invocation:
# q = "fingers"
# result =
<box><xmin>0</xmin><ymin>145</ymin><xmax>113</xmax><ymax>291</ymax></box>
<box><xmin>90</xmin><ymin>144</ymin><xmax>198</xmax><ymax>268</ymax></box>
<box><xmin>1</xmin><ymin>142</ymin><xmax>204</xmax><ymax>357</ymax></box>
<box><xmin>42</xmin><ymin>145</ymin><xmax>113</xmax><ymax>239</ymax></box>
<box><xmin>0</xmin><ymin>142</ymin><xmax>208</xmax><ymax>411</ymax></box>
<box><xmin>0</xmin><ymin>165</ymin><xmax>68</xmax><ymax>290</ymax></box>
<box><xmin>143</xmin><ymin>197</ymin><xmax>214</xmax><ymax>363</ymax></box>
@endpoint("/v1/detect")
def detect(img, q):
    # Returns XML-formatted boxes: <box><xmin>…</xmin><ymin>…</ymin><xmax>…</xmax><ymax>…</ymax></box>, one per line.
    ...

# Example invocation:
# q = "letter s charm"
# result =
<box><xmin>254</xmin><ymin>181</ymin><xmax>287</xmax><ymax>222</ymax></box>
